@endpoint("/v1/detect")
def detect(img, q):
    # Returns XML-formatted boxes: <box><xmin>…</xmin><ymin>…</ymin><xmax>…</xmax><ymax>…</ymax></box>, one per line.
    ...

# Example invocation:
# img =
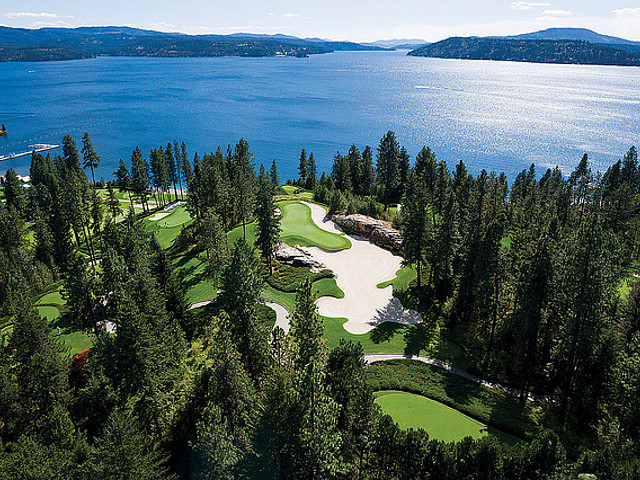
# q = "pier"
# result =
<box><xmin>0</xmin><ymin>144</ymin><xmax>60</xmax><ymax>162</ymax></box>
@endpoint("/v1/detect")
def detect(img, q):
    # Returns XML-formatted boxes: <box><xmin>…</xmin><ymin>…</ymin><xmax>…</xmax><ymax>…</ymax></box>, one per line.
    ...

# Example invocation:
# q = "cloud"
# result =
<box><xmin>3</xmin><ymin>11</ymin><xmax>72</xmax><ymax>19</ymax></box>
<box><xmin>148</xmin><ymin>22</ymin><xmax>177</xmax><ymax>30</ymax></box>
<box><xmin>613</xmin><ymin>7</ymin><xmax>640</xmax><ymax>17</ymax></box>
<box><xmin>282</xmin><ymin>13</ymin><xmax>302</xmax><ymax>18</ymax></box>
<box><xmin>541</xmin><ymin>9</ymin><xmax>572</xmax><ymax>17</ymax></box>
<box><xmin>510</xmin><ymin>2</ymin><xmax>551</xmax><ymax>10</ymax></box>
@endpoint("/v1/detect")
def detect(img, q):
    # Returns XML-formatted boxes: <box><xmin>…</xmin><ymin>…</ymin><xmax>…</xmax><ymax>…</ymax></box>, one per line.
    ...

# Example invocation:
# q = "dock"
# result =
<box><xmin>0</xmin><ymin>144</ymin><xmax>60</xmax><ymax>162</ymax></box>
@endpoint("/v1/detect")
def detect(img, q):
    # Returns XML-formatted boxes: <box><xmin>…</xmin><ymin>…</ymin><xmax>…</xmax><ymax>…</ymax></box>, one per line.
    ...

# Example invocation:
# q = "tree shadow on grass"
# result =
<box><xmin>369</xmin><ymin>322</ymin><xmax>406</xmax><ymax>344</ymax></box>
<box><xmin>403</xmin><ymin>321</ymin><xmax>437</xmax><ymax>356</ymax></box>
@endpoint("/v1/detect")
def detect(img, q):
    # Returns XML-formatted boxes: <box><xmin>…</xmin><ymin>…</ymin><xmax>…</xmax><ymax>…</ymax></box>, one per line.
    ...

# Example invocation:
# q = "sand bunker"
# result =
<box><xmin>301</xmin><ymin>202</ymin><xmax>422</xmax><ymax>335</ymax></box>
<box><xmin>150</xmin><ymin>211</ymin><xmax>171</xmax><ymax>221</ymax></box>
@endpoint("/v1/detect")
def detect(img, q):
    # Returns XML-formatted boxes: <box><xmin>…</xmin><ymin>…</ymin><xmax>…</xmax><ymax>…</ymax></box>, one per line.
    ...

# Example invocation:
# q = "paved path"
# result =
<box><xmin>364</xmin><ymin>354</ymin><xmax>554</xmax><ymax>403</ymax></box>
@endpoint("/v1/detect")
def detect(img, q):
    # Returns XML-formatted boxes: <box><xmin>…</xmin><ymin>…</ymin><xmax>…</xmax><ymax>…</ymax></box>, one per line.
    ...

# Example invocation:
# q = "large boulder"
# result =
<box><xmin>331</xmin><ymin>213</ymin><xmax>403</xmax><ymax>250</ymax></box>
<box><xmin>274</xmin><ymin>243</ymin><xmax>326</xmax><ymax>273</ymax></box>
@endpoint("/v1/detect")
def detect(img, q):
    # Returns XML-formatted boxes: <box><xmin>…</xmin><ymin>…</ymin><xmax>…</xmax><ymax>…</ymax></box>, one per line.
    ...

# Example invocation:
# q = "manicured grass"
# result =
<box><xmin>37</xmin><ymin>306</ymin><xmax>61</xmax><ymax>322</ymax></box>
<box><xmin>281</xmin><ymin>185</ymin><xmax>310</xmax><ymax>196</ymax></box>
<box><xmin>374</xmin><ymin>390</ymin><xmax>518</xmax><ymax>444</ymax></box>
<box><xmin>228</xmin><ymin>221</ymin><xmax>258</xmax><ymax>247</ymax></box>
<box><xmin>55</xmin><ymin>330</ymin><xmax>94</xmax><ymax>356</ymax></box>
<box><xmin>36</xmin><ymin>291</ymin><xmax>64</xmax><ymax>306</ymax></box>
<box><xmin>323</xmin><ymin>317</ymin><xmax>467</xmax><ymax>365</ymax></box>
<box><xmin>366</xmin><ymin>360</ymin><xmax>540</xmax><ymax>441</ymax></box>
<box><xmin>377</xmin><ymin>265</ymin><xmax>417</xmax><ymax>291</ymax></box>
<box><xmin>173</xmin><ymin>254</ymin><xmax>218</xmax><ymax>304</ymax></box>
<box><xmin>278</xmin><ymin>201</ymin><xmax>351</xmax><ymax>251</ymax></box>
<box><xmin>313</xmin><ymin>277</ymin><xmax>344</xmax><ymax>299</ymax></box>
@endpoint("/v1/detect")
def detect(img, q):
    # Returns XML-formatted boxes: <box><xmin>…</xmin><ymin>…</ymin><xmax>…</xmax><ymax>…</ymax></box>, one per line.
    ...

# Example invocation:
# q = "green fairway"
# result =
<box><xmin>377</xmin><ymin>265</ymin><xmax>417</xmax><ymax>291</ymax></box>
<box><xmin>37</xmin><ymin>305</ymin><xmax>61</xmax><ymax>322</ymax></box>
<box><xmin>375</xmin><ymin>391</ymin><xmax>490</xmax><ymax>442</ymax></box>
<box><xmin>374</xmin><ymin>390</ymin><xmax>518</xmax><ymax>444</ymax></box>
<box><xmin>280</xmin><ymin>185</ymin><xmax>313</xmax><ymax>198</ymax></box>
<box><xmin>366</xmin><ymin>360</ymin><xmax>538</xmax><ymax>441</ymax></box>
<box><xmin>173</xmin><ymin>254</ymin><xmax>218</xmax><ymax>304</ymax></box>
<box><xmin>278</xmin><ymin>201</ymin><xmax>351</xmax><ymax>251</ymax></box>
<box><xmin>323</xmin><ymin>317</ymin><xmax>466</xmax><ymax>365</ymax></box>
<box><xmin>36</xmin><ymin>291</ymin><xmax>64</xmax><ymax>306</ymax></box>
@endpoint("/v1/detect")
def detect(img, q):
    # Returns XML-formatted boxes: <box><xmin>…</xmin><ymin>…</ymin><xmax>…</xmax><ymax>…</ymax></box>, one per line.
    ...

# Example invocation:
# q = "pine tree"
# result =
<box><xmin>289</xmin><ymin>278</ymin><xmax>327</xmax><ymax>370</ymax></box>
<box><xmin>255</xmin><ymin>173</ymin><xmax>281</xmax><ymax>273</ymax></box>
<box><xmin>401</xmin><ymin>171</ymin><xmax>432</xmax><ymax>287</ymax></box>
<box><xmin>130</xmin><ymin>147</ymin><xmax>150</xmax><ymax>212</ymax></box>
<box><xmin>306</xmin><ymin>153</ymin><xmax>317</xmax><ymax>190</ymax></box>
<box><xmin>294</xmin><ymin>358</ymin><xmax>344</xmax><ymax>480</ymax></box>
<box><xmin>361</xmin><ymin>145</ymin><xmax>375</xmax><ymax>197</ymax></box>
<box><xmin>219</xmin><ymin>239</ymin><xmax>267</xmax><ymax>376</ymax></box>
<box><xmin>3</xmin><ymin>168</ymin><xmax>26</xmax><ymax>216</ymax></box>
<box><xmin>231</xmin><ymin>139</ymin><xmax>256</xmax><ymax>239</ymax></box>
<box><xmin>376</xmin><ymin>131</ymin><xmax>400</xmax><ymax>209</ymax></box>
<box><xmin>81</xmin><ymin>132</ymin><xmax>101</xmax><ymax>185</ymax></box>
<box><xmin>298</xmin><ymin>148</ymin><xmax>308</xmax><ymax>185</ymax></box>
<box><xmin>200</xmin><ymin>207</ymin><xmax>228</xmax><ymax>283</ymax></box>
<box><xmin>270</xmin><ymin>159</ymin><xmax>280</xmax><ymax>187</ymax></box>
<box><xmin>86</xmin><ymin>411</ymin><xmax>177</xmax><ymax>480</ymax></box>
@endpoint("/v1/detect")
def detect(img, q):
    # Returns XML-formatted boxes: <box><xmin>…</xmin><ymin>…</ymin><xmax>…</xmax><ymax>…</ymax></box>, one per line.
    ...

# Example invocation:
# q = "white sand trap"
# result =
<box><xmin>150</xmin><ymin>211</ymin><xmax>171</xmax><ymax>221</ymax></box>
<box><xmin>301</xmin><ymin>202</ymin><xmax>422</xmax><ymax>334</ymax></box>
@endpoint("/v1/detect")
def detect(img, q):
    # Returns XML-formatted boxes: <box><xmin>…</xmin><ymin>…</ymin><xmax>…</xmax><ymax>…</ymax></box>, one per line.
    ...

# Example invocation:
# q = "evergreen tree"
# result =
<box><xmin>401</xmin><ymin>171</ymin><xmax>432</xmax><ymax>287</ymax></box>
<box><xmin>86</xmin><ymin>411</ymin><xmax>176</xmax><ymax>480</ymax></box>
<box><xmin>255</xmin><ymin>173</ymin><xmax>281</xmax><ymax>273</ymax></box>
<box><xmin>289</xmin><ymin>278</ymin><xmax>327</xmax><ymax>370</ymax></box>
<box><xmin>114</xmin><ymin>158</ymin><xmax>132</xmax><ymax>202</ymax></box>
<box><xmin>270</xmin><ymin>159</ymin><xmax>280</xmax><ymax>187</ymax></box>
<box><xmin>376</xmin><ymin>131</ymin><xmax>400</xmax><ymax>209</ymax></box>
<box><xmin>398</xmin><ymin>146</ymin><xmax>410</xmax><ymax>197</ymax></box>
<box><xmin>81</xmin><ymin>132</ymin><xmax>101</xmax><ymax>185</ymax></box>
<box><xmin>298</xmin><ymin>148</ymin><xmax>308</xmax><ymax>184</ymax></box>
<box><xmin>306</xmin><ymin>153</ymin><xmax>317</xmax><ymax>190</ymax></box>
<box><xmin>294</xmin><ymin>358</ymin><xmax>345</xmax><ymax>480</ymax></box>
<box><xmin>200</xmin><ymin>207</ymin><xmax>228</xmax><ymax>284</ymax></box>
<box><xmin>231</xmin><ymin>139</ymin><xmax>256</xmax><ymax>239</ymax></box>
<box><xmin>3</xmin><ymin>168</ymin><xmax>26</xmax><ymax>216</ymax></box>
<box><xmin>130</xmin><ymin>147</ymin><xmax>150</xmax><ymax>212</ymax></box>
<box><xmin>361</xmin><ymin>145</ymin><xmax>375</xmax><ymax>196</ymax></box>
<box><xmin>219</xmin><ymin>239</ymin><xmax>267</xmax><ymax>376</ymax></box>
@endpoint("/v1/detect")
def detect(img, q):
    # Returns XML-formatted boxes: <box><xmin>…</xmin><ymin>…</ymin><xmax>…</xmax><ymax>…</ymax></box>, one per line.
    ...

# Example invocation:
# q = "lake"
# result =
<box><xmin>1</xmin><ymin>50</ymin><xmax>638</xmax><ymax>181</ymax></box>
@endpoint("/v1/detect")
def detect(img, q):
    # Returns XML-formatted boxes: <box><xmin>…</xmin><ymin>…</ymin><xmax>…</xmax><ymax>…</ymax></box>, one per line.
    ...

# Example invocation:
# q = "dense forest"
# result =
<box><xmin>409</xmin><ymin>37</ymin><xmax>640</xmax><ymax>66</ymax></box>
<box><xmin>0</xmin><ymin>26</ymin><xmax>384</xmax><ymax>61</ymax></box>
<box><xmin>1</xmin><ymin>131</ymin><xmax>640</xmax><ymax>479</ymax></box>
<box><xmin>0</xmin><ymin>45</ymin><xmax>94</xmax><ymax>62</ymax></box>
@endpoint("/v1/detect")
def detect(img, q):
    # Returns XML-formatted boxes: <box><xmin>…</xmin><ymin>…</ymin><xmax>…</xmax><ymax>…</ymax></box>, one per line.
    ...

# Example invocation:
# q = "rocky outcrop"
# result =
<box><xmin>274</xmin><ymin>243</ymin><xmax>326</xmax><ymax>272</ymax></box>
<box><xmin>331</xmin><ymin>214</ymin><xmax>403</xmax><ymax>250</ymax></box>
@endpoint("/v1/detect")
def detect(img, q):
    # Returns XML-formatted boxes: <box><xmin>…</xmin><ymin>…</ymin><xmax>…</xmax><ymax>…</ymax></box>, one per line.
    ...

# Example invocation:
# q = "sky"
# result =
<box><xmin>2</xmin><ymin>1</ymin><xmax>640</xmax><ymax>42</ymax></box>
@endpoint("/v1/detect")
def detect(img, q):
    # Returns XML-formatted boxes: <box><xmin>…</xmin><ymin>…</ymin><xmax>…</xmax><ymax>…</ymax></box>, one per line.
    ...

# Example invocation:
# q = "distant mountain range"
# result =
<box><xmin>0</xmin><ymin>26</ymin><xmax>387</xmax><ymax>62</ymax></box>
<box><xmin>409</xmin><ymin>28</ymin><xmax>640</xmax><ymax>66</ymax></box>
<box><xmin>363</xmin><ymin>38</ymin><xmax>428</xmax><ymax>49</ymax></box>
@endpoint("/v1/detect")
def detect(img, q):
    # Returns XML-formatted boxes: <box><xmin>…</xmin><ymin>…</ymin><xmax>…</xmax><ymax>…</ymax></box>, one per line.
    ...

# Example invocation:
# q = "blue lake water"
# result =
<box><xmin>0</xmin><ymin>49</ymin><xmax>638</xmax><ymax>181</ymax></box>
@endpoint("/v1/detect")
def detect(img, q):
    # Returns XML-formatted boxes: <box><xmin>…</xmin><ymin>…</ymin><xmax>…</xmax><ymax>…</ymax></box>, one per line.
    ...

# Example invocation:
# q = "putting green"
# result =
<box><xmin>278</xmin><ymin>201</ymin><xmax>351</xmax><ymax>251</ymax></box>
<box><xmin>36</xmin><ymin>291</ymin><xmax>64</xmax><ymax>306</ymax></box>
<box><xmin>374</xmin><ymin>390</ymin><xmax>517</xmax><ymax>444</ymax></box>
<box><xmin>37</xmin><ymin>306</ymin><xmax>61</xmax><ymax>322</ymax></box>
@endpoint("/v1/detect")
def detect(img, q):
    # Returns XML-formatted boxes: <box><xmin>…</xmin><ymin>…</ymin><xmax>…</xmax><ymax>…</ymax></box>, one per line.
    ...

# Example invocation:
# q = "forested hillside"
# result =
<box><xmin>409</xmin><ymin>37</ymin><xmax>640</xmax><ymax>66</ymax></box>
<box><xmin>1</xmin><ymin>132</ymin><xmax>640</xmax><ymax>479</ymax></box>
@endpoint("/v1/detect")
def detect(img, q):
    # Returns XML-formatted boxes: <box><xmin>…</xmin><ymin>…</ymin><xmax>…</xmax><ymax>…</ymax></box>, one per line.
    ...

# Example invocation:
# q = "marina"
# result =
<box><xmin>0</xmin><ymin>143</ymin><xmax>60</xmax><ymax>162</ymax></box>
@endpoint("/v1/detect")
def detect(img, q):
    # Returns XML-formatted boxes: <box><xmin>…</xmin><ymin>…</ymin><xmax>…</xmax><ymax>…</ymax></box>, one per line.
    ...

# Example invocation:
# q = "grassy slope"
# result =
<box><xmin>278</xmin><ymin>201</ymin><xmax>351</xmax><ymax>251</ymax></box>
<box><xmin>374</xmin><ymin>390</ymin><xmax>519</xmax><ymax>444</ymax></box>
<box><xmin>366</xmin><ymin>360</ymin><xmax>541</xmax><ymax>441</ymax></box>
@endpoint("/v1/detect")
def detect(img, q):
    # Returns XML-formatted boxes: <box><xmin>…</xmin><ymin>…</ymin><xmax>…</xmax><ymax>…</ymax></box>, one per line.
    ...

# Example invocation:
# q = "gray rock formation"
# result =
<box><xmin>331</xmin><ymin>213</ymin><xmax>403</xmax><ymax>250</ymax></box>
<box><xmin>274</xmin><ymin>243</ymin><xmax>326</xmax><ymax>272</ymax></box>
